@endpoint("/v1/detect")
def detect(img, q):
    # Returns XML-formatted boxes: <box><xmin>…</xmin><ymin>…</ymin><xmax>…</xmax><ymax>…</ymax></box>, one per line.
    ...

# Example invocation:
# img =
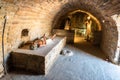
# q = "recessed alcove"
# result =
<box><xmin>21</xmin><ymin>29</ymin><xmax>30</xmax><ymax>43</ymax></box>
<box><xmin>21</xmin><ymin>29</ymin><xmax>29</xmax><ymax>37</ymax></box>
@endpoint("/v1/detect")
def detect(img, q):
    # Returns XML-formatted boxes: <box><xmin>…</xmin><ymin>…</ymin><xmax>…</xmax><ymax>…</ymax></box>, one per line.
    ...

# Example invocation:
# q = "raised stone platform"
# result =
<box><xmin>10</xmin><ymin>37</ymin><xmax>66</xmax><ymax>75</ymax></box>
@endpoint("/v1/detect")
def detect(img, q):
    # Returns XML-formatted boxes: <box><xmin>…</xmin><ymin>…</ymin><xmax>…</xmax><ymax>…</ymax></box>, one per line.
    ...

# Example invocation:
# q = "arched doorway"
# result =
<box><xmin>64</xmin><ymin>10</ymin><xmax>102</xmax><ymax>45</ymax></box>
<box><xmin>52</xmin><ymin>2</ymin><xmax>118</xmax><ymax>63</ymax></box>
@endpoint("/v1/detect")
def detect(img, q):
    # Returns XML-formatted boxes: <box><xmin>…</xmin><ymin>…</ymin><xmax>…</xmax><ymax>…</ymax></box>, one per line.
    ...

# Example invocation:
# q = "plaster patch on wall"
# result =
<box><xmin>111</xmin><ymin>14</ymin><xmax>120</xmax><ymax>63</ymax></box>
<box><xmin>111</xmin><ymin>14</ymin><xmax>120</xmax><ymax>27</ymax></box>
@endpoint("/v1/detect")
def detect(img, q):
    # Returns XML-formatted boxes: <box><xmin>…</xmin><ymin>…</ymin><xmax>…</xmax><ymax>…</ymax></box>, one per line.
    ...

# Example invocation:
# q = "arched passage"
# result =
<box><xmin>0</xmin><ymin>0</ymin><xmax>120</xmax><ymax>78</ymax></box>
<box><xmin>52</xmin><ymin>1</ymin><xmax>118</xmax><ymax>63</ymax></box>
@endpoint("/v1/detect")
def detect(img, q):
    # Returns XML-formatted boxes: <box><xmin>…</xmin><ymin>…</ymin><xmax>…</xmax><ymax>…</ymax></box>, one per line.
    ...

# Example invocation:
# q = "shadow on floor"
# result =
<box><xmin>73</xmin><ymin>36</ymin><xmax>108</xmax><ymax>60</ymax></box>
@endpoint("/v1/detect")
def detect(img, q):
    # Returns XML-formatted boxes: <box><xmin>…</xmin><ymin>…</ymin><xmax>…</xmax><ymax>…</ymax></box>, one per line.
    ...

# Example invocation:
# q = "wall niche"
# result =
<box><xmin>21</xmin><ymin>29</ymin><xmax>30</xmax><ymax>43</ymax></box>
<box><xmin>21</xmin><ymin>29</ymin><xmax>29</xmax><ymax>37</ymax></box>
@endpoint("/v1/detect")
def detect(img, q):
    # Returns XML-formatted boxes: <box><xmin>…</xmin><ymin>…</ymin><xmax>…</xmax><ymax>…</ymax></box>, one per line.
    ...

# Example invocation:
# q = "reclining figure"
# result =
<box><xmin>30</xmin><ymin>34</ymin><xmax>56</xmax><ymax>50</ymax></box>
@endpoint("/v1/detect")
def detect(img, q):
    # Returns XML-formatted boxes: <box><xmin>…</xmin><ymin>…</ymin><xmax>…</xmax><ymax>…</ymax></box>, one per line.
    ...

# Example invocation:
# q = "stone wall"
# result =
<box><xmin>101</xmin><ymin>20</ymin><xmax>118</xmax><ymax>63</ymax></box>
<box><xmin>111</xmin><ymin>14</ymin><xmax>120</xmax><ymax>63</ymax></box>
<box><xmin>0</xmin><ymin>0</ymin><xmax>120</xmax><ymax>77</ymax></box>
<box><xmin>0</xmin><ymin>11</ymin><xmax>4</xmax><ymax>77</ymax></box>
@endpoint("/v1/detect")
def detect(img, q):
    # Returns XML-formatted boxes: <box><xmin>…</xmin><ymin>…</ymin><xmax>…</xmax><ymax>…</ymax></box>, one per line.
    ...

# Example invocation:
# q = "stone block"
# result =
<box><xmin>53</xmin><ymin>29</ymin><xmax>74</xmax><ymax>43</ymax></box>
<box><xmin>10</xmin><ymin>36</ymin><xmax>66</xmax><ymax>74</ymax></box>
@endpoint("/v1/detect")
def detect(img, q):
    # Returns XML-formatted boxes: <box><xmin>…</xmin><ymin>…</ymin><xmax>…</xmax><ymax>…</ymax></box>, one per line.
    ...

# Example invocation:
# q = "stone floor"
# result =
<box><xmin>74</xmin><ymin>35</ymin><xmax>108</xmax><ymax>60</ymax></box>
<box><xmin>1</xmin><ymin>36</ymin><xmax>120</xmax><ymax>80</ymax></box>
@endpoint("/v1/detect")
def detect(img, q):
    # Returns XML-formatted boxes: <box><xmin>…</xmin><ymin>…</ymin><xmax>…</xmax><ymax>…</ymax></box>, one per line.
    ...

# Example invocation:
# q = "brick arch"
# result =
<box><xmin>52</xmin><ymin>1</ymin><xmax>118</xmax><ymax>63</ymax></box>
<box><xmin>52</xmin><ymin>2</ymin><xmax>103</xmax><ymax>29</ymax></box>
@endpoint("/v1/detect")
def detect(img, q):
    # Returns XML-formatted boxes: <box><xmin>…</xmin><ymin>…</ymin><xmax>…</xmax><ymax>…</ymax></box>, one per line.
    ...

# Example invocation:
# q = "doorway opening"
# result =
<box><xmin>64</xmin><ymin>10</ymin><xmax>102</xmax><ymax>46</ymax></box>
<box><xmin>53</xmin><ymin>10</ymin><xmax>108</xmax><ymax>60</ymax></box>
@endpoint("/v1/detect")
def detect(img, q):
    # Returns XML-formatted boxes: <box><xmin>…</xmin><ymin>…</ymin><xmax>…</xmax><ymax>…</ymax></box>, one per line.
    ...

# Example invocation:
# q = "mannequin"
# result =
<box><xmin>85</xmin><ymin>16</ymin><xmax>92</xmax><ymax>41</ymax></box>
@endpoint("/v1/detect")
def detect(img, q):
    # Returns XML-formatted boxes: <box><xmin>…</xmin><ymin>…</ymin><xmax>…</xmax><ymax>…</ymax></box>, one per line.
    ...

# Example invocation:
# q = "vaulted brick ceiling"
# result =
<box><xmin>2</xmin><ymin>0</ymin><xmax>120</xmax><ymax>15</ymax></box>
<box><xmin>52</xmin><ymin>0</ymin><xmax>120</xmax><ymax>29</ymax></box>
